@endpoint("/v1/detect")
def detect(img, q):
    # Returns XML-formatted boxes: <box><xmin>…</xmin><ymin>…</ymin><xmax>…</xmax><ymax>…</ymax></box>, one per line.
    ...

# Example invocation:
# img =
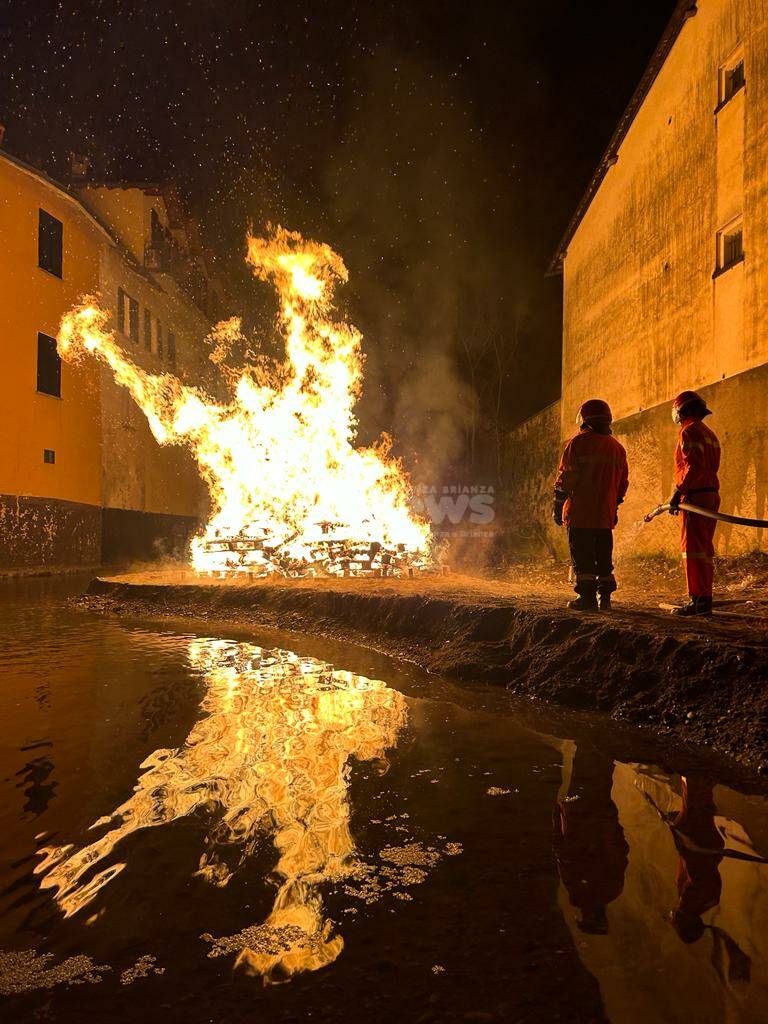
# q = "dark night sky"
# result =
<box><xmin>1</xmin><ymin>0</ymin><xmax>675</xmax><ymax>476</ymax></box>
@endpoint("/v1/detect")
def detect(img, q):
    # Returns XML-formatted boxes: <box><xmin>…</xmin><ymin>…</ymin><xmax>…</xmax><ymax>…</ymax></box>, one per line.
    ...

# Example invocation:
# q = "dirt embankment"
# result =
<box><xmin>85</xmin><ymin>571</ymin><xmax>768</xmax><ymax>768</ymax></box>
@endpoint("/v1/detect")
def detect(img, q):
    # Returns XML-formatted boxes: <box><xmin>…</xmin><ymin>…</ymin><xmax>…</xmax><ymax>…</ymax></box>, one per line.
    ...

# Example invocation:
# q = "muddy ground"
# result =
<box><xmin>80</xmin><ymin>556</ymin><xmax>768</xmax><ymax>771</ymax></box>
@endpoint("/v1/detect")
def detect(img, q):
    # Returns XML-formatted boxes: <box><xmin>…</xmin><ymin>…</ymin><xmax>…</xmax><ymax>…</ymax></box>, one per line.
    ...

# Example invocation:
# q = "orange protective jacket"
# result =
<box><xmin>555</xmin><ymin>427</ymin><xmax>629</xmax><ymax>530</ymax></box>
<box><xmin>674</xmin><ymin>417</ymin><xmax>720</xmax><ymax>494</ymax></box>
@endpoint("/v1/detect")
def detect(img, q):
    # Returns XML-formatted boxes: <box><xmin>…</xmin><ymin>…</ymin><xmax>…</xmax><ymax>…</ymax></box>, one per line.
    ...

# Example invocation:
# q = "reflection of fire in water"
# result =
<box><xmin>57</xmin><ymin>227</ymin><xmax>432</xmax><ymax>577</ymax></box>
<box><xmin>35</xmin><ymin>640</ymin><xmax>408</xmax><ymax>983</ymax></box>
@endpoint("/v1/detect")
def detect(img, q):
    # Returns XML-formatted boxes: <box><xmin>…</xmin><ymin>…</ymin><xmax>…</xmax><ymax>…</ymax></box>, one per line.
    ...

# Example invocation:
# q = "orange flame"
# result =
<box><xmin>57</xmin><ymin>226</ymin><xmax>431</xmax><ymax>574</ymax></box>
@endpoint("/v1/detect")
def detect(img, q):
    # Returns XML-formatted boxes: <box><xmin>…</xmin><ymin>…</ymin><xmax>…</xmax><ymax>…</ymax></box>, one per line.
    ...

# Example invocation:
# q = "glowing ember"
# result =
<box><xmin>57</xmin><ymin>226</ymin><xmax>433</xmax><ymax>576</ymax></box>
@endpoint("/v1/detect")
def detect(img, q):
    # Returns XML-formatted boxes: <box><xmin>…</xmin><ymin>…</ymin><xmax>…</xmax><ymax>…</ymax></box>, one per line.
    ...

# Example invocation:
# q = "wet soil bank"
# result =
<box><xmin>86</xmin><ymin>573</ymin><xmax>768</xmax><ymax>769</ymax></box>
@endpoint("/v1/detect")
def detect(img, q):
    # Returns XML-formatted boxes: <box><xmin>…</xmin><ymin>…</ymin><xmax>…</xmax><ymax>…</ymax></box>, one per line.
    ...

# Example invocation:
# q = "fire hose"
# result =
<box><xmin>644</xmin><ymin>501</ymin><xmax>768</xmax><ymax>528</ymax></box>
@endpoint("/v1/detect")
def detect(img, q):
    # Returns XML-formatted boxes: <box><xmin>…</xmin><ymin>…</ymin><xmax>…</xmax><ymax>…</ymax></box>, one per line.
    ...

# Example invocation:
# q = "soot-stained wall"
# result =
<box><xmin>101</xmin><ymin>507</ymin><xmax>200</xmax><ymax>564</ymax></box>
<box><xmin>0</xmin><ymin>495</ymin><xmax>101</xmax><ymax>569</ymax></box>
<box><xmin>0</xmin><ymin>496</ymin><xmax>201</xmax><ymax>570</ymax></box>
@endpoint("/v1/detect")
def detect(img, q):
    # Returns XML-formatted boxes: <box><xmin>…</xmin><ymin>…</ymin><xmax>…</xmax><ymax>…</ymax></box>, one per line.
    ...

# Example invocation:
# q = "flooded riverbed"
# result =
<box><xmin>1</xmin><ymin>578</ymin><xmax>767</xmax><ymax>1023</ymax></box>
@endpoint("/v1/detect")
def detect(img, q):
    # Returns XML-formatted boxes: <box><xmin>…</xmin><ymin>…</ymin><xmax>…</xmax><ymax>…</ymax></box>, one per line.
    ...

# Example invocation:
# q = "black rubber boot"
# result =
<box><xmin>598</xmin><ymin>593</ymin><xmax>612</xmax><ymax>611</ymax></box>
<box><xmin>568</xmin><ymin>594</ymin><xmax>599</xmax><ymax>612</ymax></box>
<box><xmin>671</xmin><ymin>596</ymin><xmax>713</xmax><ymax>617</ymax></box>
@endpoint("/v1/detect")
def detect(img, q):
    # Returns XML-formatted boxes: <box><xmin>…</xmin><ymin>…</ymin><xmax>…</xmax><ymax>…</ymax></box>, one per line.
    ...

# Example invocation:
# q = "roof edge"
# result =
<box><xmin>547</xmin><ymin>0</ymin><xmax>698</xmax><ymax>277</ymax></box>
<box><xmin>1</xmin><ymin>149</ymin><xmax>167</xmax><ymax>294</ymax></box>
<box><xmin>78</xmin><ymin>180</ymin><xmax>164</xmax><ymax>193</ymax></box>
<box><xmin>0</xmin><ymin>149</ymin><xmax>117</xmax><ymax>246</ymax></box>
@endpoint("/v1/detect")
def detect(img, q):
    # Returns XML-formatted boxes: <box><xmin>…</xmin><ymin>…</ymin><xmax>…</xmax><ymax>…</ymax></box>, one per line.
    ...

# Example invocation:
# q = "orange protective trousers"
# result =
<box><xmin>680</xmin><ymin>492</ymin><xmax>719</xmax><ymax>598</ymax></box>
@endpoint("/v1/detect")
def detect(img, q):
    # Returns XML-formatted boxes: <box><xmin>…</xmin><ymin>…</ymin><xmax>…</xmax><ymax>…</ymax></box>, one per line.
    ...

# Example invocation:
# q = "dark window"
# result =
<box><xmin>37</xmin><ymin>333</ymin><xmax>62</xmax><ymax>397</ymax></box>
<box><xmin>157</xmin><ymin>320</ymin><xmax>164</xmax><ymax>359</ymax></box>
<box><xmin>38</xmin><ymin>210</ymin><xmax>63</xmax><ymax>278</ymax></box>
<box><xmin>167</xmin><ymin>331</ymin><xmax>176</xmax><ymax>365</ymax></box>
<box><xmin>724</xmin><ymin>60</ymin><xmax>745</xmax><ymax>102</ymax></box>
<box><xmin>116</xmin><ymin>288</ymin><xmax>139</xmax><ymax>341</ymax></box>
<box><xmin>128</xmin><ymin>296</ymin><xmax>139</xmax><ymax>342</ymax></box>
<box><xmin>193</xmin><ymin>273</ymin><xmax>208</xmax><ymax>310</ymax></box>
<box><xmin>43</xmin><ymin>449</ymin><xmax>56</xmax><ymax>464</ymax></box>
<box><xmin>723</xmin><ymin>227</ymin><xmax>743</xmax><ymax>268</ymax></box>
<box><xmin>144</xmin><ymin>308</ymin><xmax>152</xmax><ymax>350</ymax></box>
<box><xmin>117</xmin><ymin>287</ymin><xmax>126</xmax><ymax>333</ymax></box>
<box><xmin>151</xmin><ymin>209</ymin><xmax>163</xmax><ymax>245</ymax></box>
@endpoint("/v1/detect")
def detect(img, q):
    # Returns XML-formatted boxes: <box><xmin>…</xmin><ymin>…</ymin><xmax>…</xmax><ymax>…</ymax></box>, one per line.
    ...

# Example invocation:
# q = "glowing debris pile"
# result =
<box><xmin>203</xmin><ymin>527</ymin><xmax>424</xmax><ymax>578</ymax></box>
<box><xmin>57</xmin><ymin>226</ymin><xmax>433</xmax><ymax>578</ymax></box>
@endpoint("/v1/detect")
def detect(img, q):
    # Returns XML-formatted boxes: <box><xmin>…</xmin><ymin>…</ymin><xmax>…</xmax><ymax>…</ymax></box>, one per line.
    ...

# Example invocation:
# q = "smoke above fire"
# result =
<box><xmin>57</xmin><ymin>226</ymin><xmax>432</xmax><ymax>575</ymax></box>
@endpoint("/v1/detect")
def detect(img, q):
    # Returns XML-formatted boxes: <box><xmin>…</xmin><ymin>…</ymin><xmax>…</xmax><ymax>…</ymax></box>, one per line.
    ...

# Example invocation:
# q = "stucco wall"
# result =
<box><xmin>98</xmin><ymin>246</ymin><xmax>209</xmax><ymax>522</ymax></box>
<box><xmin>503</xmin><ymin>401</ymin><xmax>566</xmax><ymax>560</ymax></box>
<box><xmin>563</xmin><ymin>0</ymin><xmax>768</xmax><ymax>427</ymax></box>
<box><xmin>613</xmin><ymin>366</ymin><xmax>768</xmax><ymax>557</ymax></box>
<box><xmin>0</xmin><ymin>156</ymin><xmax>103</xmax><ymax>509</ymax></box>
<box><xmin>558</xmin><ymin>0</ymin><xmax>768</xmax><ymax>557</ymax></box>
<box><xmin>78</xmin><ymin>186</ymin><xmax>149</xmax><ymax>263</ymax></box>
<box><xmin>506</xmin><ymin>365</ymin><xmax>768</xmax><ymax>562</ymax></box>
<box><xmin>0</xmin><ymin>155</ymin><xmax>211</xmax><ymax>568</ymax></box>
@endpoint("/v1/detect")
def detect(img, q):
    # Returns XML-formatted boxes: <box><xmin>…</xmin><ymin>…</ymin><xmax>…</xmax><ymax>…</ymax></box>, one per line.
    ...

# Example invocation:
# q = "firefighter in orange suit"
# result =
<box><xmin>668</xmin><ymin>391</ymin><xmax>721</xmax><ymax>617</ymax></box>
<box><xmin>553</xmin><ymin>400</ymin><xmax>629</xmax><ymax>611</ymax></box>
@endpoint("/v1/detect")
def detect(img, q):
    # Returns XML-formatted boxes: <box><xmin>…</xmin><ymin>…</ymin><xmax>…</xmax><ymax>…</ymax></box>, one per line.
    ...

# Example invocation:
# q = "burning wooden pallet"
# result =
<box><xmin>199</xmin><ymin>524</ymin><xmax>439</xmax><ymax>579</ymax></box>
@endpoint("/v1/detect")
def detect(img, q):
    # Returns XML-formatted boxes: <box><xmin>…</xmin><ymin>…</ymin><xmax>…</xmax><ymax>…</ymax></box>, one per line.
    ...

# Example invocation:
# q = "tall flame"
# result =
<box><xmin>57</xmin><ymin>226</ymin><xmax>431</xmax><ymax>575</ymax></box>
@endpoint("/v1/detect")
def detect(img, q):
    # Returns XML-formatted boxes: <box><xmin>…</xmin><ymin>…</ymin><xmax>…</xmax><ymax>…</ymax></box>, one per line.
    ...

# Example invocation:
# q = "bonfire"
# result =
<box><xmin>57</xmin><ymin>227</ymin><xmax>434</xmax><ymax>578</ymax></box>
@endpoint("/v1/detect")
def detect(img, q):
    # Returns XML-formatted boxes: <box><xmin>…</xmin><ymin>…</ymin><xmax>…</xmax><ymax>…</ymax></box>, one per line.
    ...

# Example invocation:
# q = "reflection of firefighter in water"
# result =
<box><xmin>668</xmin><ymin>776</ymin><xmax>751</xmax><ymax>983</ymax></box>
<box><xmin>553</xmin><ymin>744</ymin><xmax>629</xmax><ymax>934</ymax></box>
<box><xmin>671</xmin><ymin>776</ymin><xmax>724</xmax><ymax>940</ymax></box>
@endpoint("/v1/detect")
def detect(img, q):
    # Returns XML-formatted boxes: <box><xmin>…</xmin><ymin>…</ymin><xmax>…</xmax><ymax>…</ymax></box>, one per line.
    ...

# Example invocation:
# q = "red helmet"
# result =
<box><xmin>577</xmin><ymin>399</ymin><xmax>612</xmax><ymax>426</ymax></box>
<box><xmin>672</xmin><ymin>390</ymin><xmax>712</xmax><ymax>423</ymax></box>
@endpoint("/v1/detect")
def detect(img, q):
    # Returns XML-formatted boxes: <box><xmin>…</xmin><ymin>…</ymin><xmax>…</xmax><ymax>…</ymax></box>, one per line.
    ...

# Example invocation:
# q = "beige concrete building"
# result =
<box><xmin>510</xmin><ymin>0</ymin><xmax>768</xmax><ymax>560</ymax></box>
<box><xmin>75</xmin><ymin>179</ymin><xmax>221</xmax><ymax>562</ymax></box>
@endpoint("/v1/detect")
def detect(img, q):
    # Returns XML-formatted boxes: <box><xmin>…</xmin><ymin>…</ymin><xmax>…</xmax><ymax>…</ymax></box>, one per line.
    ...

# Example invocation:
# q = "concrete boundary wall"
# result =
<box><xmin>613</xmin><ymin>362</ymin><xmax>768</xmax><ymax>557</ymax></box>
<box><xmin>503</xmin><ymin>400</ymin><xmax>565</xmax><ymax>561</ymax></box>
<box><xmin>101</xmin><ymin>507</ymin><xmax>200</xmax><ymax>564</ymax></box>
<box><xmin>0</xmin><ymin>494</ymin><xmax>200</xmax><ymax>569</ymax></box>
<box><xmin>503</xmin><ymin>359</ymin><xmax>768</xmax><ymax>560</ymax></box>
<box><xmin>0</xmin><ymin>494</ymin><xmax>101</xmax><ymax>568</ymax></box>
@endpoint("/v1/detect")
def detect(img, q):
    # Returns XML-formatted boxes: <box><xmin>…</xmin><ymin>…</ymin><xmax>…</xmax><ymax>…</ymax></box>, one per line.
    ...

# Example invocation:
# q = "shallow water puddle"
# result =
<box><xmin>1</xmin><ymin>577</ymin><xmax>767</xmax><ymax>1023</ymax></box>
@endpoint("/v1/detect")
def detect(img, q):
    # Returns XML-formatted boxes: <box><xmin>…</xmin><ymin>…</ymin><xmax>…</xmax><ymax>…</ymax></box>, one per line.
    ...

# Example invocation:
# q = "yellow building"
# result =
<box><xmin>0</xmin><ymin>149</ymin><xmax>221</xmax><ymax>569</ymax></box>
<box><xmin>510</xmin><ymin>0</ymin><xmax>768</xmax><ymax>560</ymax></box>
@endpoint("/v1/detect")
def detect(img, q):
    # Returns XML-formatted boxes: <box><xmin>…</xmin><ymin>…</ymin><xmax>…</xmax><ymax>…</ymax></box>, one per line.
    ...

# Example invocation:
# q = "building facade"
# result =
<box><xmin>510</xmin><ymin>0</ymin><xmax>768</xmax><ymax>561</ymax></box>
<box><xmin>0</xmin><ymin>150</ymin><xmax>221</xmax><ymax>569</ymax></box>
